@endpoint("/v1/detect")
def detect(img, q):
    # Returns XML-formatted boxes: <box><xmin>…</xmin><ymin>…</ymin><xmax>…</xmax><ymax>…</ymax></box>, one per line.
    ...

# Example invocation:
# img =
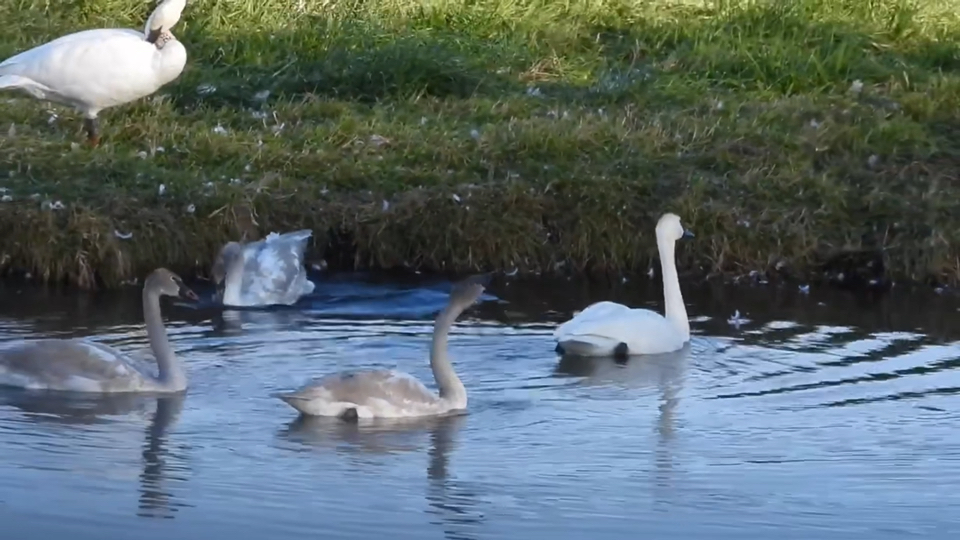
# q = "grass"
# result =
<box><xmin>1</xmin><ymin>0</ymin><xmax>959</xmax><ymax>288</ymax></box>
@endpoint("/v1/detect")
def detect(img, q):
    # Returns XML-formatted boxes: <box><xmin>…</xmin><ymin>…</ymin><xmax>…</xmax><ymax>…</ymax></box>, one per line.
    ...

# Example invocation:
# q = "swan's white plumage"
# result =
<box><xmin>553</xmin><ymin>301</ymin><xmax>686</xmax><ymax>356</ymax></box>
<box><xmin>144</xmin><ymin>0</ymin><xmax>187</xmax><ymax>38</ymax></box>
<box><xmin>0</xmin><ymin>0</ymin><xmax>187</xmax><ymax>145</ymax></box>
<box><xmin>219</xmin><ymin>229</ymin><xmax>316</xmax><ymax>307</ymax></box>
<box><xmin>0</xmin><ymin>28</ymin><xmax>186</xmax><ymax>118</ymax></box>
<box><xmin>554</xmin><ymin>213</ymin><xmax>692</xmax><ymax>357</ymax></box>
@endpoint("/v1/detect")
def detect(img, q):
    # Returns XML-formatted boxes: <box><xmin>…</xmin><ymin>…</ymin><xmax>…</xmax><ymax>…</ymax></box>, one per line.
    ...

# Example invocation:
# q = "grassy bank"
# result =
<box><xmin>1</xmin><ymin>0</ymin><xmax>959</xmax><ymax>289</ymax></box>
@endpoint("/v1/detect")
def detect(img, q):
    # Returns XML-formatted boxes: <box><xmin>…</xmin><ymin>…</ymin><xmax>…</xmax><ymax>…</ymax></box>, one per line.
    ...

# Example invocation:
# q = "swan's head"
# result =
<box><xmin>448</xmin><ymin>274</ymin><xmax>490</xmax><ymax>311</ymax></box>
<box><xmin>145</xmin><ymin>268</ymin><xmax>199</xmax><ymax>301</ymax></box>
<box><xmin>656</xmin><ymin>213</ymin><xmax>694</xmax><ymax>242</ymax></box>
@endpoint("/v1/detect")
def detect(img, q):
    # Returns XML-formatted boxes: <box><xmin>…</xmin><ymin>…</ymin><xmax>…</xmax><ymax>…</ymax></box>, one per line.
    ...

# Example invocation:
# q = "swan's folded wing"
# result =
<box><xmin>286</xmin><ymin>370</ymin><xmax>437</xmax><ymax>410</ymax></box>
<box><xmin>0</xmin><ymin>339</ymin><xmax>139</xmax><ymax>391</ymax></box>
<box><xmin>557</xmin><ymin>306</ymin><xmax>669</xmax><ymax>341</ymax></box>
<box><xmin>554</xmin><ymin>301</ymin><xmax>633</xmax><ymax>338</ymax></box>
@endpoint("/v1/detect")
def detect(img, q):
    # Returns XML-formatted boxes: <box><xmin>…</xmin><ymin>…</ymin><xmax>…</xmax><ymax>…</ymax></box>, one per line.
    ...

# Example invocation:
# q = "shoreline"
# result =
<box><xmin>1</xmin><ymin>0</ymin><xmax>958</xmax><ymax>289</ymax></box>
<box><xmin>0</xmin><ymin>185</ymin><xmax>925</xmax><ymax>291</ymax></box>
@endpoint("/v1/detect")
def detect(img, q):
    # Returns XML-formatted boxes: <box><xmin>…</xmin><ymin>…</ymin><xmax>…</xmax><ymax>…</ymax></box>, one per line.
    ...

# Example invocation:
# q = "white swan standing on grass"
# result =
<box><xmin>0</xmin><ymin>268</ymin><xmax>198</xmax><ymax>393</ymax></box>
<box><xmin>212</xmin><ymin>229</ymin><xmax>317</xmax><ymax>307</ymax></box>
<box><xmin>554</xmin><ymin>213</ymin><xmax>694</xmax><ymax>358</ymax></box>
<box><xmin>0</xmin><ymin>0</ymin><xmax>188</xmax><ymax>147</ymax></box>
<box><xmin>275</xmin><ymin>274</ymin><xmax>489</xmax><ymax>421</ymax></box>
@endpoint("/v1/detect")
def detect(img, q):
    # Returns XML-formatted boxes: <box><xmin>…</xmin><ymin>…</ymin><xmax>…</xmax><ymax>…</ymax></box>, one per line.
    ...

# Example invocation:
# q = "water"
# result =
<box><xmin>0</xmin><ymin>272</ymin><xmax>958</xmax><ymax>539</ymax></box>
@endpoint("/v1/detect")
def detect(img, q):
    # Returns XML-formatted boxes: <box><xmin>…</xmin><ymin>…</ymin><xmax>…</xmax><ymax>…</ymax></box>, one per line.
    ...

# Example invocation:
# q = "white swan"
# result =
<box><xmin>554</xmin><ymin>213</ymin><xmax>694</xmax><ymax>358</ymax></box>
<box><xmin>0</xmin><ymin>268</ymin><xmax>197</xmax><ymax>393</ymax></box>
<box><xmin>0</xmin><ymin>0</ymin><xmax>188</xmax><ymax>146</ymax></box>
<box><xmin>275</xmin><ymin>275</ymin><xmax>488</xmax><ymax>420</ymax></box>
<box><xmin>212</xmin><ymin>229</ymin><xmax>317</xmax><ymax>307</ymax></box>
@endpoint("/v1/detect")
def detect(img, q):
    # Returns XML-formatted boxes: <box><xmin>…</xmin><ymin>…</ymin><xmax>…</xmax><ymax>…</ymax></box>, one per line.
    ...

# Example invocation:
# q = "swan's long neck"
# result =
<box><xmin>221</xmin><ymin>253</ymin><xmax>245</xmax><ymax>306</ymax></box>
<box><xmin>657</xmin><ymin>234</ymin><xmax>690</xmax><ymax>341</ymax></box>
<box><xmin>142</xmin><ymin>288</ymin><xmax>186</xmax><ymax>391</ymax></box>
<box><xmin>430</xmin><ymin>304</ymin><xmax>467</xmax><ymax>408</ymax></box>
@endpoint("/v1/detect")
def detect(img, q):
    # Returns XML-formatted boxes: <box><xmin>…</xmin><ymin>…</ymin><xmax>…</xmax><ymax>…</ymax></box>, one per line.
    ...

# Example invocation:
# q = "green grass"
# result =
<box><xmin>1</xmin><ymin>0</ymin><xmax>959</xmax><ymax>288</ymax></box>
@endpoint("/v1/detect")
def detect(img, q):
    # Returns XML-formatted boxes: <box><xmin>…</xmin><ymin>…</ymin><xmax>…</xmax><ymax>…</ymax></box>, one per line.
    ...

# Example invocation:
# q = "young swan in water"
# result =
<box><xmin>0</xmin><ymin>268</ymin><xmax>198</xmax><ymax>393</ymax></box>
<box><xmin>276</xmin><ymin>274</ymin><xmax>489</xmax><ymax>421</ymax></box>
<box><xmin>554</xmin><ymin>212</ymin><xmax>694</xmax><ymax>358</ymax></box>
<box><xmin>212</xmin><ymin>230</ymin><xmax>315</xmax><ymax>307</ymax></box>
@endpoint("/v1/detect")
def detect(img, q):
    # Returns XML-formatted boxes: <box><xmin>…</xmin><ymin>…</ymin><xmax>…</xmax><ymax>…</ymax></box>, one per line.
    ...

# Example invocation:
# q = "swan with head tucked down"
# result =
<box><xmin>0</xmin><ymin>0</ymin><xmax>188</xmax><ymax>147</ymax></box>
<box><xmin>0</xmin><ymin>268</ymin><xmax>198</xmax><ymax>393</ymax></box>
<box><xmin>554</xmin><ymin>213</ymin><xmax>694</xmax><ymax>358</ymax></box>
<box><xmin>275</xmin><ymin>274</ymin><xmax>489</xmax><ymax>420</ymax></box>
<box><xmin>212</xmin><ymin>229</ymin><xmax>316</xmax><ymax>307</ymax></box>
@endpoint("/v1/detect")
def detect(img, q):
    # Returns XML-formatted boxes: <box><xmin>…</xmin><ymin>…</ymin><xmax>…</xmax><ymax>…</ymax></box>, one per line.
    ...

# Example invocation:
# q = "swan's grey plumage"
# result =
<box><xmin>0</xmin><ymin>268</ymin><xmax>197</xmax><ymax>393</ymax></box>
<box><xmin>554</xmin><ymin>213</ymin><xmax>693</xmax><ymax>357</ymax></box>
<box><xmin>276</xmin><ymin>274</ymin><xmax>489</xmax><ymax>419</ymax></box>
<box><xmin>213</xmin><ymin>229</ymin><xmax>316</xmax><ymax>307</ymax></box>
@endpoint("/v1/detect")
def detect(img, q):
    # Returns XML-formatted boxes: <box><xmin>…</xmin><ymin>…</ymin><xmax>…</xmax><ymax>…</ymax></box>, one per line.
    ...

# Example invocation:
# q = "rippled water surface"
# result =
<box><xmin>1</xmin><ymin>273</ymin><xmax>959</xmax><ymax>539</ymax></box>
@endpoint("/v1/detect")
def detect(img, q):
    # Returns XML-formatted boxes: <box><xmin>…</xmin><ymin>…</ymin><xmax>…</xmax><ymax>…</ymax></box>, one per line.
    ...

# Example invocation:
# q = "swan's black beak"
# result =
<box><xmin>682</xmin><ymin>229</ymin><xmax>695</xmax><ymax>239</ymax></box>
<box><xmin>179</xmin><ymin>285</ymin><xmax>199</xmax><ymax>302</ymax></box>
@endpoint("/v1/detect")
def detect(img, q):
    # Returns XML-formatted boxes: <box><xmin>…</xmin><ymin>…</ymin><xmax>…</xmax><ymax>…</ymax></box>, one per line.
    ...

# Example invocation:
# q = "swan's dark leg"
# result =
<box><xmin>83</xmin><ymin>117</ymin><xmax>100</xmax><ymax>147</ymax></box>
<box><xmin>554</xmin><ymin>343</ymin><xmax>564</xmax><ymax>355</ymax></box>
<box><xmin>613</xmin><ymin>342</ymin><xmax>630</xmax><ymax>361</ymax></box>
<box><xmin>338</xmin><ymin>407</ymin><xmax>359</xmax><ymax>423</ymax></box>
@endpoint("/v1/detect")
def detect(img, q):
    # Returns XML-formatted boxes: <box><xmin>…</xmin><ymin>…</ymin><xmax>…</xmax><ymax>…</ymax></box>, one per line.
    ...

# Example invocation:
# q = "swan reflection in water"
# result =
<box><xmin>0</xmin><ymin>390</ymin><xmax>189</xmax><ymax>519</ymax></box>
<box><xmin>280</xmin><ymin>413</ymin><xmax>485</xmax><ymax>540</ymax></box>
<box><xmin>554</xmin><ymin>343</ymin><xmax>691</xmax><ymax>502</ymax></box>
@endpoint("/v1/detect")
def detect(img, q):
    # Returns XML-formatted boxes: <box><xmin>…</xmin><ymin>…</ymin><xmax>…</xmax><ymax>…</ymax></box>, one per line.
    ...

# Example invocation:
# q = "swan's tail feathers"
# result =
<box><xmin>274</xmin><ymin>391</ymin><xmax>314</xmax><ymax>415</ymax></box>
<box><xmin>1</xmin><ymin>74</ymin><xmax>27</xmax><ymax>88</ymax></box>
<box><xmin>0</xmin><ymin>74</ymin><xmax>22</xmax><ymax>88</ymax></box>
<box><xmin>555</xmin><ymin>335</ymin><xmax>621</xmax><ymax>357</ymax></box>
<box><xmin>0</xmin><ymin>75</ymin><xmax>50</xmax><ymax>99</ymax></box>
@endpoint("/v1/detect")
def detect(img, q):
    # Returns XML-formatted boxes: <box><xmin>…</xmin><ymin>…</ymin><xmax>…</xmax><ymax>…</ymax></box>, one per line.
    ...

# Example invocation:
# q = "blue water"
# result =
<box><xmin>0</xmin><ymin>273</ymin><xmax>958</xmax><ymax>539</ymax></box>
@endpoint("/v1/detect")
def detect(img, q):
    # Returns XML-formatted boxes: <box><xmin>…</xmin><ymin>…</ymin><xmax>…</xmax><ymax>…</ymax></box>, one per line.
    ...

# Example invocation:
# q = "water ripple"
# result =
<box><xmin>0</xmin><ymin>275</ymin><xmax>959</xmax><ymax>538</ymax></box>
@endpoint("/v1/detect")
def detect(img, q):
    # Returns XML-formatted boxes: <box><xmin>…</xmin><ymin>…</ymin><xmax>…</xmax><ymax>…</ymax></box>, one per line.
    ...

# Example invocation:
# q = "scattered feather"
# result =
<box><xmin>727</xmin><ymin>310</ymin><xmax>749</xmax><ymax>328</ymax></box>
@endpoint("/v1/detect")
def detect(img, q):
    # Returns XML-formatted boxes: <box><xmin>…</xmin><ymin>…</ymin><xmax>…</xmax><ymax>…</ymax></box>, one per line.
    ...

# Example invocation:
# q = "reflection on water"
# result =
<box><xmin>1</xmin><ymin>272</ymin><xmax>959</xmax><ymax>538</ymax></box>
<box><xmin>0</xmin><ymin>391</ymin><xmax>188</xmax><ymax>521</ymax></box>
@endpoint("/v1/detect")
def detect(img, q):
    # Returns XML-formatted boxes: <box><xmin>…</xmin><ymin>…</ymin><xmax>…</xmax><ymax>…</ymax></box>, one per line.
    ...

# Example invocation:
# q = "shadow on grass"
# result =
<box><xmin>148</xmin><ymin>1</ymin><xmax>960</xmax><ymax>114</ymax></box>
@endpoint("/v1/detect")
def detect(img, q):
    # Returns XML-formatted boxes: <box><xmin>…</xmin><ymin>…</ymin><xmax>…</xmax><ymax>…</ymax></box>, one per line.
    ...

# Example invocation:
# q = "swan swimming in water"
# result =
<box><xmin>0</xmin><ymin>268</ymin><xmax>198</xmax><ymax>393</ymax></box>
<box><xmin>275</xmin><ymin>274</ymin><xmax>489</xmax><ymax>420</ymax></box>
<box><xmin>0</xmin><ymin>0</ymin><xmax>188</xmax><ymax>146</ymax></box>
<box><xmin>554</xmin><ymin>213</ymin><xmax>693</xmax><ymax>358</ymax></box>
<box><xmin>212</xmin><ymin>229</ymin><xmax>316</xmax><ymax>307</ymax></box>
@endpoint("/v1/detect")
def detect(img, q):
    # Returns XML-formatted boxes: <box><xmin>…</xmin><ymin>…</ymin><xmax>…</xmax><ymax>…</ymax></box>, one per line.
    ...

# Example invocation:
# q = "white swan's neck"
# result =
<box><xmin>142</xmin><ymin>288</ymin><xmax>186</xmax><ymax>391</ymax></box>
<box><xmin>144</xmin><ymin>0</ymin><xmax>186</xmax><ymax>39</ymax></box>
<box><xmin>221</xmin><ymin>253</ymin><xmax>245</xmax><ymax>306</ymax></box>
<box><xmin>657</xmin><ymin>234</ymin><xmax>690</xmax><ymax>341</ymax></box>
<box><xmin>430</xmin><ymin>305</ymin><xmax>467</xmax><ymax>409</ymax></box>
